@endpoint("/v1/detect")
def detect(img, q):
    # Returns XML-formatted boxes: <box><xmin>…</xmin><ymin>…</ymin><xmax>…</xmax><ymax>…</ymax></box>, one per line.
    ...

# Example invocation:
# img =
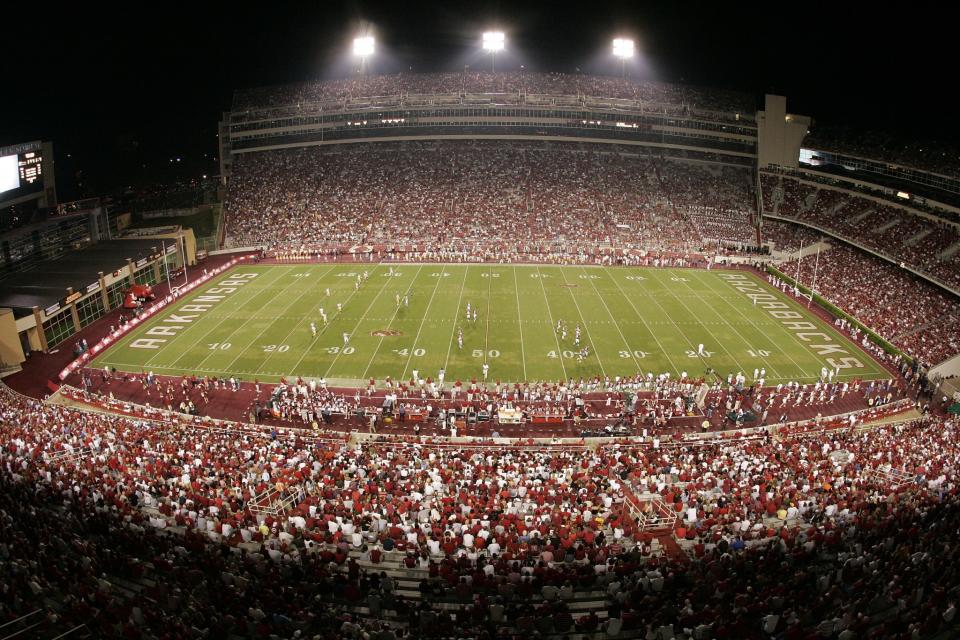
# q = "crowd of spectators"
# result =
<box><xmin>762</xmin><ymin>173</ymin><xmax>960</xmax><ymax>289</ymax></box>
<box><xmin>224</xmin><ymin>141</ymin><xmax>756</xmax><ymax>254</ymax></box>
<box><xmin>2</xmin><ymin>381</ymin><xmax>958</xmax><ymax>638</ymax></box>
<box><xmin>759</xmin><ymin>220</ymin><xmax>822</xmax><ymax>254</ymax></box>
<box><xmin>232</xmin><ymin>71</ymin><xmax>755</xmax><ymax>117</ymax></box>
<box><xmin>804</xmin><ymin>124</ymin><xmax>960</xmax><ymax>177</ymax></box>
<box><xmin>85</xmin><ymin>348</ymin><xmax>912</xmax><ymax>439</ymax></box>
<box><xmin>777</xmin><ymin>241</ymin><xmax>960</xmax><ymax>366</ymax></box>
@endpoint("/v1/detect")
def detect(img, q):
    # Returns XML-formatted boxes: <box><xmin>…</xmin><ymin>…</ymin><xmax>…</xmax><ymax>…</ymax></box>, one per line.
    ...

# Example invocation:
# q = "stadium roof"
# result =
<box><xmin>0</xmin><ymin>239</ymin><xmax>162</xmax><ymax>312</ymax></box>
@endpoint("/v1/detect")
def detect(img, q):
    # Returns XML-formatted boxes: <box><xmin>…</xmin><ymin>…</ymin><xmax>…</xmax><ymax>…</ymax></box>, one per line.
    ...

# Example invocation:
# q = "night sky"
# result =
<box><xmin>0</xmin><ymin>2</ymin><xmax>953</xmax><ymax>201</ymax></box>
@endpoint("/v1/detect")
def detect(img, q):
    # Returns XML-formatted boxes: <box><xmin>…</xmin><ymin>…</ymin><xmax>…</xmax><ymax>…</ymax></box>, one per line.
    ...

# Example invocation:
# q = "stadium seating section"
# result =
<box><xmin>232</xmin><ymin>71</ymin><xmax>755</xmax><ymax>118</ymax></box>
<box><xmin>224</xmin><ymin>142</ymin><xmax>758</xmax><ymax>253</ymax></box>
<box><xmin>2</xmin><ymin>382</ymin><xmax>958</xmax><ymax>639</ymax></box>
<box><xmin>761</xmin><ymin>173</ymin><xmax>960</xmax><ymax>289</ymax></box>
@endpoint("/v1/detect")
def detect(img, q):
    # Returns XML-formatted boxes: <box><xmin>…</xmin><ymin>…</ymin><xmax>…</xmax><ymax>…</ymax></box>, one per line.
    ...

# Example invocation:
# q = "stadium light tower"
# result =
<box><xmin>612</xmin><ymin>38</ymin><xmax>634</xmax><ymax>77</ymax></box>
<box><xmin>482</xmin><ymin>31</ymin><xmax>505</xmax><ymax>73</ymax></box>
<box><xmin>353</xmin><ymin>35</ymin><xmax>375</xmax><ymax>75</ymax></box>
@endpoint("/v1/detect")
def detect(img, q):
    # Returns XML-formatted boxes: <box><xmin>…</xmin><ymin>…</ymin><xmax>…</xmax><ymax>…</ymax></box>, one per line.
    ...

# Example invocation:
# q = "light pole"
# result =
<box><xmin>482</xmin><ymin>31</ymin><xmax>505</xmax><ymax>73</ymax></box>
<box><xmin>612</xmin><ymin>38</ymin><xmax>634</xmax><ymax>77</ymax></box>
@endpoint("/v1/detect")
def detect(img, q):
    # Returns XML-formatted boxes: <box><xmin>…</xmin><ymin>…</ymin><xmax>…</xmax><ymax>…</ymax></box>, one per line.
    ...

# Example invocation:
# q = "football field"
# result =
<box><xmin>90</xmin><ymin>263</ymin><xmax>887</xmax><ymax>385</ymax></box>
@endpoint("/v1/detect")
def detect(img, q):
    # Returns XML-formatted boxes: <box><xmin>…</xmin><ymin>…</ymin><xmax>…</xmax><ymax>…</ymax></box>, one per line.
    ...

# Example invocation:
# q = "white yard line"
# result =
<box><xmin>219</xmin><ymin>266</ymin><xmax>336</xmax><ymax>373</ymax></box>
<box><xmin>668</xmin><ymin>269</ymin><xmax>784</xmax><ymax>379</ymax></box>
<box><xmin>442</xmin><ymin>266</ymin><xmax>470</xmax><ymax>372</ymax></box>
<box><xmin>322</xmin><ymin>264</ymin><xmax>392</xmax><ymax>378</ymax></box>
<box><xmin>483</xmin><ymin>265</ymin><xmax>493</xmax><ymax>361</ymax></box>
<box><xmin>167</xmin><ymin>267</ymin><xmax>302</xmax><ymax>372</ymax></box>
<box><xmin>579</xmin><ymin>266</ymin><xmax>644</xmax><ymax>374</ymax></box>
<box><xmin>555</xmin><ymin>267</ymin><xmax>607</xmax><ymax>377</ymax></box>
<box><xmin>534</xmin><ymin>266</ymin><xmax>568</xmax><ymax>381</ymax></box>
<box><xmin>742</xmin><ymin>271</ymin><xmax>886</xmax><ymax>379</ymax></box>
<box><xmin>247</xmin><ymin>264</ymin><xmax>340</xmax><ymax>375</ymax></box>
<box><xmin>359</xmin><ymin>264</ymin><xmax>424</xmax><ymax>379</ymax></box>
<box><xmin>688</xmin><ymin>269</ymin><xmax>810</xmax><ymax>378</ymax></box>
<box><xmin>603</xmin><ymin>269</ymin><xmax>684</xmax><ymax>375</ymax></box>
<box><xmin>512</xmin><ymin>266</ymin><xmax>528</xmax><ymax>381</ymax></box>
<box><xmin>137</xmin><ymin>266</ymin><xmax>291</xmax><ymax>369</ymax></box>
<box><xmin>286</xmin><ymin>268</ymin><xmax>375</xmax><ymax>375</ymax></box>
<box><xmin>399</xmin><ymin>264</ymin><xmax>448</xmax><ymax>381</ymax></box>
<box><xmin>647</xmin><ymin>269</ymin><xmax>753</xmax><ymax>375</ymax></box>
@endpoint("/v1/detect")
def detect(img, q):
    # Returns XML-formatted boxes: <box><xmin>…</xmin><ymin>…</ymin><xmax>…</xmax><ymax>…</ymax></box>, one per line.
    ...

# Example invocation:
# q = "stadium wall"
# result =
<box><xmin>0</xmin><ymin>308</ymin><xmax>26</xmax><ymax>371</ymax></box>
<box><xmin>931</xmin><ymin>353</ymin><xmax>960</xmax><ymax>380</ymax></box>
<box><xmin>228</xmin><ymin>134</ymin><xmax>756</xmax><ymax>162</ymax></box>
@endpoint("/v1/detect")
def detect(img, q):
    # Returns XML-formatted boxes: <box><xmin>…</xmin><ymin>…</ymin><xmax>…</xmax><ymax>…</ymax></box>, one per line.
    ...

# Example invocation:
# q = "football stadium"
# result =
<box><xmin>1</xmin><ymin>6</ymin><xmax>959</xmax><ymax>639</ymax></box>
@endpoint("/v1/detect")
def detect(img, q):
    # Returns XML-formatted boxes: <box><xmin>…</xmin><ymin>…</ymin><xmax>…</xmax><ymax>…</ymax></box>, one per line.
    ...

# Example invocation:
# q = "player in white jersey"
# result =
<box><xmin>336</xmin><ymin>303</ymin><xmax>342</xmax><ymax>313</ymax></box>
<box><xmin>325</xmin><ymin>288</ymin><xmax>331</xmax><ymax>297</ymax></box>
<box><xmin>574</xmin><ymin>324</ymin><xmax>581</xmax><ymax>347</ymax></box>
<box><xmin>457</xmin><ymin>327</ymin><xmax>464</xmax><ymax>350</ymax></box>
<box><xmin>319</xmin><ymin>308</ymin><xmax>327</xmax><ymax>324</ymax></box>
<box><xmin>472</xmin><ymin>309</ymin><xmax>478</xmax><ymax>324</ymax></box>
<box><xmin>342</xmin><ymin>332</ymin><xmax>350</xmax><ymax>346</ymax></box>
<box><xmin>395</xmin><ymin>293</ymin><xmax>401</xmax><ymax>306</ymax></box>
<box><xmin>482</xmin><ymin>362</ymin><xmax>489</xmax><ymax>380</ymax></box>
<box><xmin>466</xmin><ymin>302</ymin><xmax>471</xmax><ymax>321</ymax></box>
<box><xmin>310</xmin><ymin>322</ymin><xmax>317</xmax><ymax>337</ymax></box>
<box><xmin>698</xmin><ymin>343</ymin><xmax>705</xmax><ymax>356</ymax></box>
<box><xmin>556</xmin><ymin>319</ymin><xmax>562</xmax><ymax>333</ymax></box>
<box><xmin>403</xmin><ymin>295</ymin><xmax>409</xmax><ymax>307</ymax></box>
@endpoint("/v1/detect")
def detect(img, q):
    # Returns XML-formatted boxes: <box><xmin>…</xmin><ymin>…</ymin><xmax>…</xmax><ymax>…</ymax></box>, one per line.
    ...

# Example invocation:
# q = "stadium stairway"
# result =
<box><xmin>940</xmin><ymin>238</ymin><xmax>960</xmax><ymax>260</ymax></box>
<box><xmin>120</xmin><ymin>504</ymin><xmax>660</xmax><ymax>638</ymax></box>
<box><xmin>105</xmin><ymin>545</ymin><xmax>647</xmax><ymax>639</ymax></box>
<box><xmin>654</xmin><ymin>534</ymin><xmax>688</xmax><ymax>564</ymax></box>
<box><xmin>903</xmin><ymin>228</ymin><xmax>933</xmax><ymax>248</ymax></box>
<box><xmin>847</xmin><ymin>207</ymin><xmax>874</xmax><ymax>224</ymax></box>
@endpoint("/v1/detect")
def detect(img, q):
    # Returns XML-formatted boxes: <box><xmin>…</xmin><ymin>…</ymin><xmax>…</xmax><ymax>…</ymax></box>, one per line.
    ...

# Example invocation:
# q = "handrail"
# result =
<box><xmin>1</xmin><ymin>622</ymin><xmax>43</xmax><ymax>640</ymax></box>
<box><xmin>49</xmin><ymin>625</ymin><xmax>90</xmax><ymax>640</ymax></box>
<box><xmin>0</xmin><ymin>611</ymin><xmax>42</xmax><ymax>631</ymax></box>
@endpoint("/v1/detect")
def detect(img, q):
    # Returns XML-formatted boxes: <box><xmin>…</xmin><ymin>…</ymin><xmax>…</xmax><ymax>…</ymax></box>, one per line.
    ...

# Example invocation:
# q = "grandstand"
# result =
<box><xmin>3</xmin><ymin>57</ymin><xmax>960</xmax><ymax>640</ymax></box>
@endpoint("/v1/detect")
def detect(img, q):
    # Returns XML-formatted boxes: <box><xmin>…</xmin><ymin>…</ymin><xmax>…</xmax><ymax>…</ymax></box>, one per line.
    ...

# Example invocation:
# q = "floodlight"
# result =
<box><xmin>482</xmin><ymin>31</ymin><xmax>505</xmax><ymax>52</ymax></box>
<box><xmin>353</xmin><ymin>36</ymin><xmax>375</xmax><ymax>57</ymax></box>
<box><xmin>612</xmin><ymin>38</ymin><xmax>634</xmax><ymax>59</ymax></box>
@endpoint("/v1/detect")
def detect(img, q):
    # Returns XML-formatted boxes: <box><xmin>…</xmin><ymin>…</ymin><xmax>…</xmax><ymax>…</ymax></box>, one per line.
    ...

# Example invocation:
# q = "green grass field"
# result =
<box><xmin>90</xmin><ymin>263</ymin><xmax>887</xmax><ymax>386</ymax></box>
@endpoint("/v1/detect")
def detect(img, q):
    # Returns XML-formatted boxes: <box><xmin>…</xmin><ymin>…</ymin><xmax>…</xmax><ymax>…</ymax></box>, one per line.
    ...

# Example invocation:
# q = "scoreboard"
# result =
<box><xmin>0</xmin><ymin>141</ymin><xmax>46</xmax><ymax>202</ymax></box>
<box><xmin>18</xmin><ymin>150</ymin><xmax>42</xmax><ymax>186</ymax></box>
